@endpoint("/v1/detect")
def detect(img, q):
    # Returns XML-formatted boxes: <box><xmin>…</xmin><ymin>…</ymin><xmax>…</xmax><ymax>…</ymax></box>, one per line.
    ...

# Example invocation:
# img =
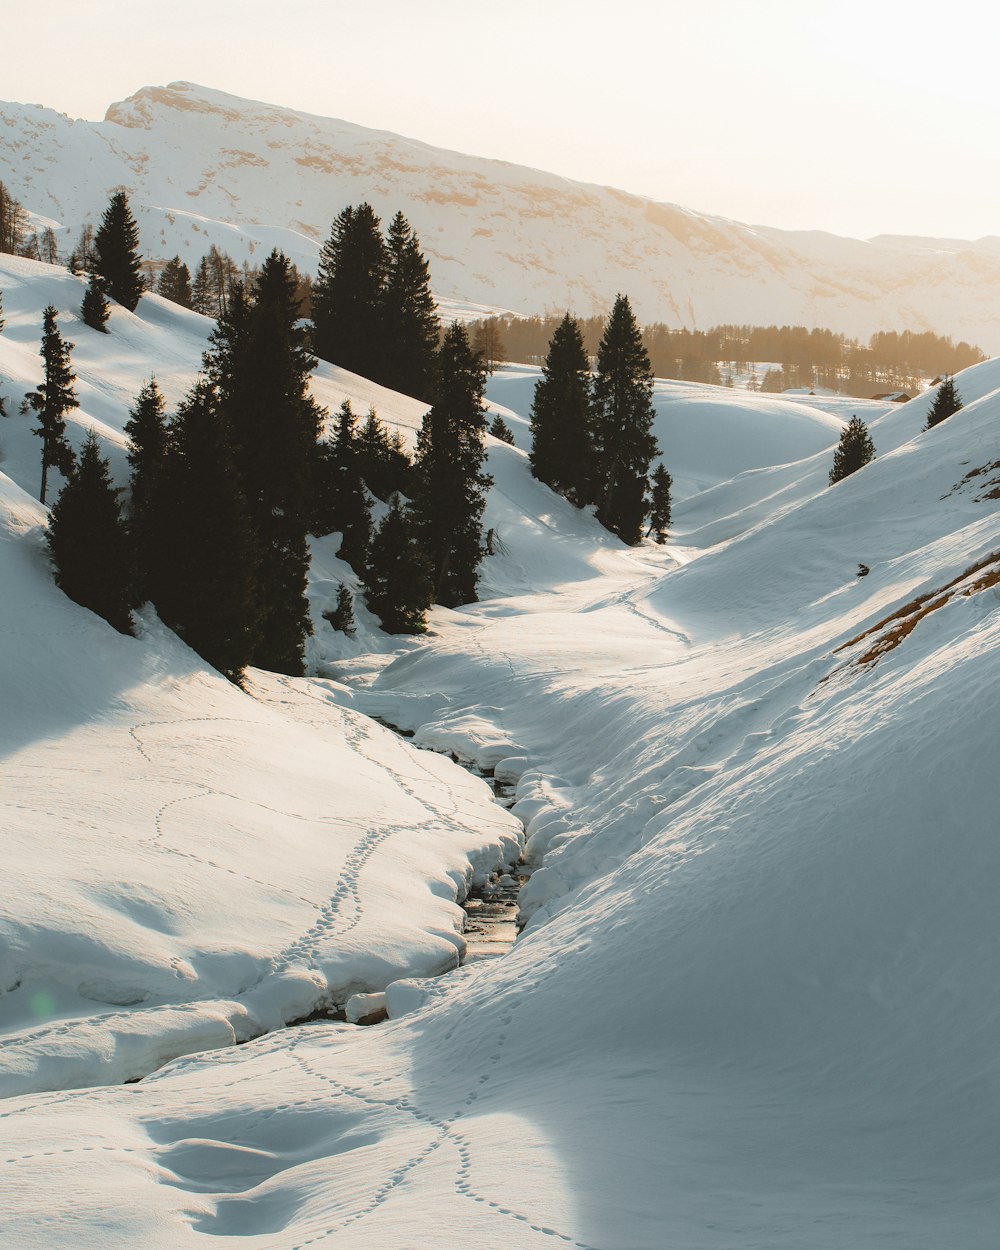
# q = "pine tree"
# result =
<box><xmin>124</xmin><ymin>377</ymin><xmax>171</xmax><ymax>604</ymax></box>
<box><xmin>157</xmin><ymin>381</ymin><xmax>259</xmax><ymax>684</ymax></box>
<box><xmin>207</xmin><ymin>250</ymin><xmax>322</xmax><ymax>675</ymax></box>
<box><xmin>315</xmin><ymin>400</ymin><xmax>372</xmax><ymax>570</ymax></box>
<box><xmin>323</xmin><ymin>583</ymin><xmax>357</xmax><ymax>636</ymax></box>
<box><xmin>489</xmin><ymin>415</ymin><xmax>516</xmax><ymax>445</ymax></box>
<box><xmin>647</xmin><ymin>464</ymin><xmax>672</xmax><ymax>543</ymax></box>
<box><xmin>191</xmin><ymin>257</ymin><xmax>213</xmax><ymax>314</ymax></box>
<box><xmin>356</xmin><ymin>408</ymin><xmax>412</xmax><ymax>500</ymax></box>
<box><xmin>80</xmin><ymin>272</ymin><xmax>110</xmax><ymax>332</ymax></box>
<box><xmin>158</xmin><ymin>257</ymin><xmax>193</xmax><ymax>308</ymax></box>
<box><xmin>591</xmin><ymin>295</ymin><xmax>659</xmax><ymax>543</ymax></box>
<box><xmin>311</xmin><ymin>203</ymin><xmax>388</xmax><ymax>380</ymax></box>
<box><xmin>47</xmin><ymin>431</ymin><xmax>134</xmax><ymax>634</ymax></box>
<box><xmin>924</xmin><ymin>375</ymin><xmax>963</xmax><ymax>430</ymax></box>
<box><xmin>829</xmin><ymin>414</ymin><xmax>876</xmax><ymax>484</ymax></box>
<box><xmin>410</xmin><ymin>323</ymin><xmax>492</xmax><ymax>606</ymax></box>
<box><xmin>92</xmin><ymin>192</ymin><xmax>144</xmax><ymax>311</ymax></box>
<box><xmin>24</xmin><ymin>305</ymin><xmax>78</xmax><ymax>505</ymax></box>
<box><xmin>380</xmin><ymin>211</ymin><xmax>440</xmax><ymax>399</ymax></box>
<box><xmin>363</xmin><ymin>494</ymin><xmax>433</xmax><ymax>633</ymax></box>
<box><xmin>529</xmin><ymin>313</ymin><xmax>593</xmax><ymax>503</ymax></box>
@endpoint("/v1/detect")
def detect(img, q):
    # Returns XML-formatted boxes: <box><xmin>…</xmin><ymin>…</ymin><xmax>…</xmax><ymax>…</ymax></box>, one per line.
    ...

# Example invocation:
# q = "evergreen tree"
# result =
<box><xmin>356</xmin><ymin>408</ymin><xmax>412</xmax><ymax>500</ymax></box>
<box><xmin>647</xmin><ymin>464</ymin><xmax>672</xmax><ymax>543</ymax></box>
<box><xmin>47</xmin><ymin>431</ymin><xmax>133</xmax><ymax>634</ymax></box>
<box><xmin>410</xmin><ymin>323</ymin><xmax>491</xmax><ymax>606</ymax></box>
<box><xmin>158</xmin><ymin>257</ymin><xmax>193</xmax><ymax>308</ymax></box>
<box><xmin>380</xmin><ymin>211</ymin><xmax>440</xmax><ymax>399</ymax></box>
<box><xmin>924</xmin><ymin>375</ymin><xmax>963</xmax><ymax>429</ymax></box>
<box><xmin>311</xmin><ymin>203</ymin><xmax>388</xmax><ymax>380</ymax></box>
<box><xmin>315</xmin><ymin>400</ymin><xmax>372</xmax><ymax>570</ymax></box>
<box><xmin>124</xmin><ymin>377</ymin><xmax>171</xmax><ymax>603</ymax></box>
<box><xmin>363</xmin><ymin>494</ymin><xmax>433</xmax><ymax>633</ymax></box>
<box><xmin>591</xmin><ymin>295</ymin><xmax>659</xmax><ymax>544</ymax></box>
<box><xmin>80</xmin><ymin>272</ymin><xmax>110</xmax><ymax>332</ymax></box>
<box><xmin>829</xmin><ymin>414</ymin><xmax>876</xmax><ymax>484</ymax></box>
<box><xmin>92</xmin><ymin>192</ymin><xmax>144</xmax><ymax>311</ymax></box>
<box><xmin>206</xmin><ymin>250</ymin><xmax>322</xmax><ymax>675</ymax></box>
<box><xmin>488</xmin><ymin>415</ymin><xmax>516</xmax><ymax>445</ymax></box>
<box><xmin>157</xmin><ymin>380</ymin><xmax>258</xmax><ymax>683</ymax></box>
<box><xmin>191</xmin><ymin>257</ymin><xmax>213</xmax><ymax>314</ymax></box>
<box><xmin>529</xmin><ymin>313</ymin><xmax>593</xmax><ymax>503</ymax></box>
<box><xmin>323</xmin><ymin>583</ymin><xmax>357</xmax><ymax>636</ymax></box>
<box><xmin>24</xmin><ymin>305</ymin><xmax>78</xmax><ymax>505</ymax></box>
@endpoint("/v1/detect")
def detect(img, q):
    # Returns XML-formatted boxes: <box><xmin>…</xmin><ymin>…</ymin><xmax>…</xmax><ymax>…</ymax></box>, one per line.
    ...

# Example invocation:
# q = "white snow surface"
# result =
<box><xmin>2</xmin><ymin>256</ymin><xmax>1000</xmax><ymax>1247</ymax></box>
<box><xmin>3</xmin><ymin>81</ymin><xmax>1000</xmax><ymax>346</ymax></box>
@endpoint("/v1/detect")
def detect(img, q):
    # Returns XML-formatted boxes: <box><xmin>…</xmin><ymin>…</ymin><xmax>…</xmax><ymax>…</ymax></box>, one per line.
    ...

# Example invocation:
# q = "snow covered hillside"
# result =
<box><xmin>4</xmin><ymin>80</ymin><xmax>1000</xmax><ymax>346</ymax></box>
<box><xmin>2</xmin><ymin>255</ymin><xmax>999</xmax><ymax>1248</ymax></box>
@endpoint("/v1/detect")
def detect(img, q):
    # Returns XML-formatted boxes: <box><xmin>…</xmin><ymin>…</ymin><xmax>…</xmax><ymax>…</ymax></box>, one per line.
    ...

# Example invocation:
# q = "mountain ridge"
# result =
<box><xmin>3</xmin><ymin>80</ymin><xmax>1000</xmax><ymax>348</ymax></box>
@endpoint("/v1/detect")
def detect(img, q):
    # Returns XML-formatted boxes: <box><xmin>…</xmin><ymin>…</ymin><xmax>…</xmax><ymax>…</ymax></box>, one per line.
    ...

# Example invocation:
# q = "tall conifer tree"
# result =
<box><xmin>311</xmin><ymin>203</ymin><xmax>387</xmax><ymax>380</ymax></box>
<box><xmin>24</xmin><ymin>305</ymin><xmax>77</xmax><ymax>505</ymax></box>
<box><xmin>158</xmin><ymin>257</ymin><xmax>193</xmax><ymax>308</ymax></box>
<box><xmin>529</xmin><ymin>313</ymin><xmax>593</xmax><ymax>503</ymax></box>
<box><xmin>124</xmin><ymin>377</ymin><xmax>171</xmax><ymax>603</ymax></box>
<box><xmin>207</xmin><ymin>250</ymin><xmax>321</xmax><ymax>675</ymax></box>
<box><xmin>411</xmin><ymin>323</ymin><xmax>491</xmax><ymax>606</ymax></box>
<box><xmin>363</xmin><ymin>494</ymin><xmax>433</xmax><ymax>633</ymax></box>
<box><xmin>591</xmin><ymin>295</ymin><xmax>659</xmax><ymax>544</ymax></box>
<box><xmin>92</xmin><ymin>192</ymin><xmax>144</xmax><ymax>311</ymax></box>
<box><xmin>47</xmin><ymin>431</ymin><xmax>134</xmax><ymax>634</ymax></box>
<box><xmin>356</xmin><ymin>408</ymin><xmax>412</xmax><ymax>501</ymax></box>
<box><xmin>157</xmin><ymin>381</ymin><xmax>258</xmax><ymax>683</ymax></box>
<box><xmin>380</xmin><ymin>211</ymin><xmax>440</xmax><ymax>399</ymax></box>
<box><xmin>315</xmin><ymin>400</ymin><xmax>372</xmax><ymax>570</ymax></box>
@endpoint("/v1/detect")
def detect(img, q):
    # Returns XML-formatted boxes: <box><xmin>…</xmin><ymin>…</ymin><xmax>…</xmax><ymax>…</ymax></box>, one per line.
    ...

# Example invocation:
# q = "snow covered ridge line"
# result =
<box><xmin>4</xmin><ymin>80</ymin><xmax>1000</xmax><ymax>346</ymax></box>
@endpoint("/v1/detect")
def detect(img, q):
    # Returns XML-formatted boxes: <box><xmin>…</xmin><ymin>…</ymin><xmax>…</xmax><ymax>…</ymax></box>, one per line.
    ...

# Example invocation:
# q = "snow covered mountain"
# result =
<box><xmin>4</xmin><ymin>80</ymin><xmax>1000</xmax><ymax>348</ymax></box>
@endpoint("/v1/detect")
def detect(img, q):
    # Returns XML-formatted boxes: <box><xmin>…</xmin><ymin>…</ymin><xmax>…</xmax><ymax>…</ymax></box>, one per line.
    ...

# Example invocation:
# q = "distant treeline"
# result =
<box><xmin>469</xmin><ymin>315</ymin><xmax>987</xmax><ymax>397</ymax></box>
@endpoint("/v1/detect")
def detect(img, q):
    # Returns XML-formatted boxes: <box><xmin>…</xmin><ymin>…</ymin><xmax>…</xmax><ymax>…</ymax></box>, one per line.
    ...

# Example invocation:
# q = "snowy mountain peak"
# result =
<box><xmin>3</xmin><ymin>82</ymin><xmax>1000</xmax><ymax>347</ymax></box>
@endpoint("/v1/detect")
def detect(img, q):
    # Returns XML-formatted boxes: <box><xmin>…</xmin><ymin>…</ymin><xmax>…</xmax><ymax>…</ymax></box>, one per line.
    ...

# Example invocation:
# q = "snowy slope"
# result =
<box><xmin>2</xmin><ymin>257</ymin><xmax>999</xmax><ymax>1247</ymax></box>
<box><xmin>3</xmin><ymin>81</ymin><xmax>1000</xmax><ymax>346</ymax></box>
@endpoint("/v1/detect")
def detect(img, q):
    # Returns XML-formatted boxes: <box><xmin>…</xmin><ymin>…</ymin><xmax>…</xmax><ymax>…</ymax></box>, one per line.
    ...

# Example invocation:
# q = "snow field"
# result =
<box><xmin>2</xmin><ymin>255</ymin><xmax>999</xmax><ymax>1246</ymax></box>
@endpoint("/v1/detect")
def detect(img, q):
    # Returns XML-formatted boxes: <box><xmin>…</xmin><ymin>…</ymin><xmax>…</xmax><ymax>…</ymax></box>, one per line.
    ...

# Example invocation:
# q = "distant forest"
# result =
<box><xmin>469</xmin><ymin>314</ymin><xmax>987</xmax><ymax>398</ymax></box>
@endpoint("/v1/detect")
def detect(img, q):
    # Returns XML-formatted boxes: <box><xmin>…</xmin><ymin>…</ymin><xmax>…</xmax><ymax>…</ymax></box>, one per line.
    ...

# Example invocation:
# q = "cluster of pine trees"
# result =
<box><xmin>312</xmin><ymin>204</ymin><xmax>440</xmax><ymax>400</ymax></box>
<box><xmin>529</xmin><ymin>295</ymin><xmax>670</xmax><ymax>545</ymax></box>
<box><xmin>32</xmin><ymin>236</ymin><xmax>492</xmax><ymax>678</ymax></box>
<box><xmin>472</xmin><ymin>313</ymin><xmax>985</xmax><ymax>397</ymax></box>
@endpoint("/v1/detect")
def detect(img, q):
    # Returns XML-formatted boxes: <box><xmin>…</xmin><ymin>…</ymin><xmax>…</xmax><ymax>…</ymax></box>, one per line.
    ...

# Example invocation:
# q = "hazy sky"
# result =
<box><xmin>5</xmin><ymin>0</ymin><xmax>1000</xmax><ymax>240</ymax></box>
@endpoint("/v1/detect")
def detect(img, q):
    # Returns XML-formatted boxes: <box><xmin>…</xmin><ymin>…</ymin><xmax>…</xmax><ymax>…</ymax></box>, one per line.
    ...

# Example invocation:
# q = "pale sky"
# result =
<box><xmin>5</xmin><ymin>0</ymin><xmax>1000</xmax><ymax>240</ymax></box>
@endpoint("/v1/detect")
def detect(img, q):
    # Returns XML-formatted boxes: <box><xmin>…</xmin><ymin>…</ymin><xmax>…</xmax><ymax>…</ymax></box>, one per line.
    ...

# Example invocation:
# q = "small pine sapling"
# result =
<box><xmin>923</xmin><ymin>376</ymin><xmax>962</xmax><ymax>430</ymax></box>
<box><xmin>323</xmin><ymin>583</ymin><xmax>357</xmax><ymax>636</ymax></box>
<box><xmin>80</xmin><ymin>273</ymin><xmax>110</xmax><ymax>332</ymax></box>
<box><xmin>488</xmin><ymin>415</ymin><xmax>516</xmax><ymax>445</ymax></box>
